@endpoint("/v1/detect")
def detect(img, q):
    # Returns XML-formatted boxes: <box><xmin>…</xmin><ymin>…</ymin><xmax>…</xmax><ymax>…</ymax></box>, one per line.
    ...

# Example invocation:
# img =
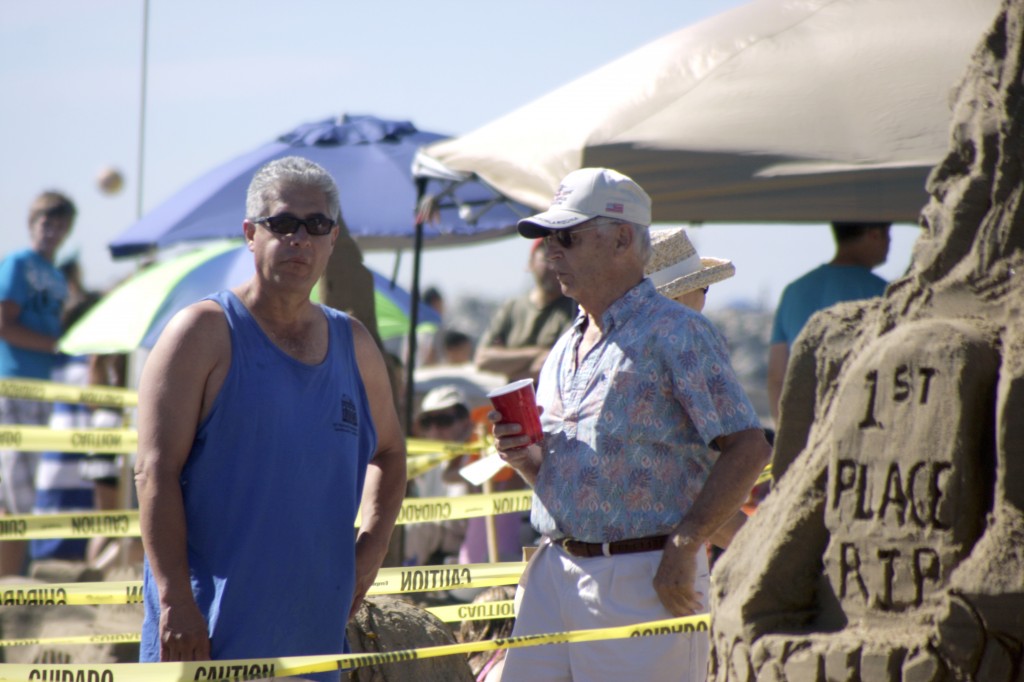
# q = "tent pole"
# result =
<box><xmin>404</xmin><ymin>179</ymin><xmax>428</xmax><ymax>434</ymax></box>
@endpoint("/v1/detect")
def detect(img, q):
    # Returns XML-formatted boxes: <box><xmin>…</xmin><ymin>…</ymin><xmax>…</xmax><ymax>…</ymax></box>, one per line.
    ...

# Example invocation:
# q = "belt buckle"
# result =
<box><xmin>559</xmin><ymin>537</ymin><xmax>574</xmax><ymax>555</ymax></box>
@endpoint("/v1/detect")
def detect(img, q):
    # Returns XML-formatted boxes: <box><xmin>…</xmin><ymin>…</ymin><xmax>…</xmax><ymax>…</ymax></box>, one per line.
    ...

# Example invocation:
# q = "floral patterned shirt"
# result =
<box><xmin>531</xmin><ymin>279</ymin><xmax>760</xmax><ymax>543</ymax></box>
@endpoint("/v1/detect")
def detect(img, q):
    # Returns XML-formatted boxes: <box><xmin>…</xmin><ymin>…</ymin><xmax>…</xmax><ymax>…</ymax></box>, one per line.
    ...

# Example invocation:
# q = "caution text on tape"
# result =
<box><xmin>0</xmin><ymin>563</ymin><xmax>526</xmax><ymax>606</ymax></box>
<box><xmin>1</xmin><ymin>491</ymin><xmax>533</xmax><ymax>541</ymax></box>
<box><xmin>0</xmin><ymin>379</ymin><xmax>137</xmax><ymax>408</ymax></box>
<box><xmin>0</xmin><ymin>613</ymin><xmax>711</xmax><ymax>681</ymax></box>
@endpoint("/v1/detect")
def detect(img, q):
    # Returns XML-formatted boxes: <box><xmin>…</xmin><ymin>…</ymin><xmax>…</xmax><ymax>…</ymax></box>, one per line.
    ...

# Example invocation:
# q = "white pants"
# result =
<box><xmin>0</xmin><ymin>397</ymin><xmax>50</xmax><ymax>514</ymax></box>
<box><xmin>502</xmin><ymin>540</ymin><xmax>710</xmax><ymax>681</ymax></box>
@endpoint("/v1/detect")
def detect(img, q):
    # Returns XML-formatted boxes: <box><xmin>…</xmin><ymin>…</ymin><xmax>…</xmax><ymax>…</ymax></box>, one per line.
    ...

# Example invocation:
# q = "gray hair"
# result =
<box><xmin>245</xmin><ymin>156</ymin><xmax>342</xmax><ymax>224</ymax></box>
<box><xmin>592</xmin><ymin>217</ymin><xmax>651</xmax><ymax>266</ymax></box>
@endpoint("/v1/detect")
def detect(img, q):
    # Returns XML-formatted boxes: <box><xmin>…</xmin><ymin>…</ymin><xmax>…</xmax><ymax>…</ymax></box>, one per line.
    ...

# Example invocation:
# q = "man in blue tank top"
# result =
<box><xmin>135</xmin><ymin>157</ymin><xmax>407</xmax><ymax>681</ymax></box>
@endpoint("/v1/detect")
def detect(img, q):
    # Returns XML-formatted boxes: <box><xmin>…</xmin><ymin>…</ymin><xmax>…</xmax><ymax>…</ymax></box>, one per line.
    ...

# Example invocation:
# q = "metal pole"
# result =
<box><xmin>135</xmin><ymin>0</ymin><xmax>150</xmax><ymax>220</ymax></box>
<box><xmin>119</xmin><ymin>0</ymin><xmax>150</xmax><ymax>568</ymax></box>
<box><xmin>404</xmin><ymin>180</ymin><xmax>428</xmax><ymax>434</ymax></box>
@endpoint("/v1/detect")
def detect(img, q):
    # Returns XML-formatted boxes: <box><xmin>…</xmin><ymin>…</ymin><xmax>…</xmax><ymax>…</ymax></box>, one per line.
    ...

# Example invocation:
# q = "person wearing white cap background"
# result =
<box><xmin>404</xmin><ymin>385</ymin><xmax>474</xmax><ymax>567</ymax></box>
<box><xmin>490</xmin><ymin>167</ymin><xmax>771</xmax><ymax>681</ymax></box>
<box><xmin>414</xmin><ymin>385</ymin><xmax>529</xmax><ymax>567</ymax></box>
<box><xmin>405</xmin><ymin>384</ymin><xmax>529</xmax><ymax>569</ymax></box>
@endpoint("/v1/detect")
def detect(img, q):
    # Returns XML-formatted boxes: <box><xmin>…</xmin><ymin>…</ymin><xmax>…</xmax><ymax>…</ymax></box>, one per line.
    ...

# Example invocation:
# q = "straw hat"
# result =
<box><xmin>645</xmin><ymin>228</ymin><xmax>735</xmax><ymax>300</ymax></box>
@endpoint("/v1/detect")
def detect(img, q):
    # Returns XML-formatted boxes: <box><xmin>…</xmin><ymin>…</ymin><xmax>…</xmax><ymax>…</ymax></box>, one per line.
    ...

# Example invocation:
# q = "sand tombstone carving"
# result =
<box><xmin>710</xmin><ymin>1</ymin><xmax>1024</xmax><ymax>679</ymax></box>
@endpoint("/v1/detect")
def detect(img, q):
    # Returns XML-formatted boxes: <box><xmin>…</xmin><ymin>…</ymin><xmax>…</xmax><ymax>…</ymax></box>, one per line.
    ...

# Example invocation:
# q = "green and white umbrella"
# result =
<box><xmin>60</xmin><ymin>240</ymin><xmax>439</xmax><ymax>355</ymax></box>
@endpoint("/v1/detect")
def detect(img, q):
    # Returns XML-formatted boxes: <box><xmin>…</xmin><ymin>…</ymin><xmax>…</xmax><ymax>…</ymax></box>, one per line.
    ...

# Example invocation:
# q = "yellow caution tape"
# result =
<box><xmin>11</xmin><ymin>480</ymin><xmax>796</xmax><ymax>541</ymax></box>
<box><xmin>0</xmin><ymin>426</ymin><xmax>136</xmax><ymax>454</ymax></box>
<box><xmin>0</xmin><ymin>600</ymin><xmax>511</xmax><ymax>647</ymax></box>
<box><xmin>0</xmin><ymin>426</ymin><xmax>479</xmax><ymax>461</ymax></box>
<box><xmin>320</xmin><ymin>612</ymin><xmax>712</xmax><ymax>675</ymax></box>
<box><xmin>0</xmin><ymin>563</ymin><xmax>526</xmax><ymax>606</ymax></box>
<box><xmin>391</xmin><ymin>490</ymin><xmax>532</xmax><ymax>526</ymax></box>
<box><xmin>405</xmin><ymin>450</ymin><xmax>460</xmax><ymax>479</ymax></box>
<box><xmin>427</xmin><ymin>599</ymin><xmax>515</xmax><ymax>623</ymax></box>
<box><xmin>0</xmin><ymin>602</ymin><xmax>509</xmax><ymax>648</ymax></box>
<box><xmin>0</xmin><ymin>581</ymin><xmax>140</xmax><ymax>606</ymax></box>
<box><xmin>405</xmin><ymin>438</ymin><xmax>480</xmax><ymax>456</ymax></box>
<box><xmin>3</xmin><ymin>491</ymin><xmax>532</xmax><ymax>541</ymax></box>
<box><xmin>0</xmin><ymin>379</ymin><xmax>137</xmax><ymax>408</ymax></box>
<box><xmin>0</xmin><ymin>601</ymin><xmax>510</xmax><ymax>647</ymax></box>
<box><xmin>0</xmin><ymin>613</ymin><xmax>711</xmax><ymax>680</ymax></box>
<box><xmin>0</xmin><ymin>603</ymin><xmax>703</xmax><ymax>650</ymax></box>
<box><xmin>0</xmin><ymin>633</ymin><xmax>140</xmax><ymax>648</ymax></box>
<box><xmin>368</xmin><ymin>561</ymin><xmax>525</xmax><ymax>596</ymax></box>
<box><xmin>0</xmin><ymin>602</ymin><xmax>513</xmax><ymax>648</ymax></box>
<box><xmin>405</xmin><ymin>436</ymin><xmax>503</xmax><ymax>479</ymax></box>
<box><xmin>0</xmin><ymin>512</ymin><xmax>138</xmax><ymax>540</ymax></box>
<box><xmin>0</xmin><ymin>382</ymin><xmax>773</xmax><ymax>495</ymax></box>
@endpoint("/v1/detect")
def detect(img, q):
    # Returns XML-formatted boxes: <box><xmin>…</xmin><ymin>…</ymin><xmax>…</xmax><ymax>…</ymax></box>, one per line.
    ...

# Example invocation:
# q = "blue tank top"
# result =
<box><xmin>141</xmin><ymin>291</ymin><xmax>377</xmax><ymax>682</ymax></box>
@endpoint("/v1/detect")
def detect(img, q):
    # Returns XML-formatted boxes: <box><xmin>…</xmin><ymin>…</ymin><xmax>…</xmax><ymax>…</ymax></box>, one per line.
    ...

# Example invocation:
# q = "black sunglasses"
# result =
<box><xmin>418</xmin><ymin>412</ymin><xmax>460</xmax><ymax>429</ymax></box>
<box><xmin>253</xmin><ymin>213</ymin><xmax>336</xmax><ymax>236</ymax></box>
<box><xmin>541</xmin><ymin>222</ymin><xmax>604</xmax><ymax>250</ymax></box>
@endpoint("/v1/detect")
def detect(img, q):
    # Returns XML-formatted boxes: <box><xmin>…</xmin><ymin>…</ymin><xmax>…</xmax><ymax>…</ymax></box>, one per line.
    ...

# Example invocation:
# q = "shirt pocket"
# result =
<box><xmin>605</xmin><ymin>369</ymin><xmax>660</xmax><ymax>431</ymax></box>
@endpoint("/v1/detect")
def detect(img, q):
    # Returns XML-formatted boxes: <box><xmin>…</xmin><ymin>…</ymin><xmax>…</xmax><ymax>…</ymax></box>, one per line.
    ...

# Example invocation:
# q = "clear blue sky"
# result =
<box><xmin>1</xmin><ymin>0</ymin><xmax>921</xmax><ymax>312</ymax></box>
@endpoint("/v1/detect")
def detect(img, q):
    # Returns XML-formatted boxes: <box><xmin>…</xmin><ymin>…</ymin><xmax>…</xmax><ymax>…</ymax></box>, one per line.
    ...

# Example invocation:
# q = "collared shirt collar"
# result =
<box><xmin>570</xmin><ymin>277</ymin><xmax>657</xmax><ymax>336</ymax></box>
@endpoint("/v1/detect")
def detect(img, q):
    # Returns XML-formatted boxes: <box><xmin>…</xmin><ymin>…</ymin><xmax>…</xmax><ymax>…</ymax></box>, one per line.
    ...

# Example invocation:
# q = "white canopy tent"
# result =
<box><xmin>416</xmin><ymin>0</ymin><xmax>1000</xmax><ymax>224</ymax></box>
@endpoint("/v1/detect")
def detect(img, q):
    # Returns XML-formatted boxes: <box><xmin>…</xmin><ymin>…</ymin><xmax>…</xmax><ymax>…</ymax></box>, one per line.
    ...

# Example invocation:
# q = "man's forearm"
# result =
<box><xmin>670</xmin><ymin>429</ymin><xmax>771</xmax><ymax>549</ymax></box>
<box><xmin>475</xmin><ymin>346</ymin><xmax>545</xmax><ymax>378</ymax></box>
<box><xmin>355</xmin><ymin>448</ymin><xmax>406</xmax><ymax>565</ymax></box>
<box><xmin>136</xmin><ymin>471</ymin><xmax>194</xmax><ymax>607</ymax></box>
<box><xmin>0</xmin><ymin>323</ymin><xmax>58</xmax><ymax>354</ymax></box>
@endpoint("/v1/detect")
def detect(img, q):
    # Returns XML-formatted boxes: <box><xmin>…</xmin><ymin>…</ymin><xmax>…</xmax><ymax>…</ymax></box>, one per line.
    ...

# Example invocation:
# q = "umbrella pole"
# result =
<box><xmin>404</xmin><ymin>179</ymin><xmax>428</xmax><ymax>434</ymax></box>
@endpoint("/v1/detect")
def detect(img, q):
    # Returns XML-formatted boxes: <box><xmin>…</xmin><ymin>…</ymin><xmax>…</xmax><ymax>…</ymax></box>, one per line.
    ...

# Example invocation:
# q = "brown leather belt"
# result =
<box><xmin>558</xmin><ymin>534</ymin><xmax>669</xmax><ymax>558</ymax></box>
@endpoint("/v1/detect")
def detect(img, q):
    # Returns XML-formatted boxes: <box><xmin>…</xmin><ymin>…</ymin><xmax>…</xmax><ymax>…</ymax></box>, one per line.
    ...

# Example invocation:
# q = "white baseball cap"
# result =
<box><xmin>518</xmin><ymin>168</ymin><xmax>652</xmax><ymax>238</ymax></box>
<box><xmin>420</xmin><ymin>385</ymin><xmax>468</xmax><ymax>413</ymax></box>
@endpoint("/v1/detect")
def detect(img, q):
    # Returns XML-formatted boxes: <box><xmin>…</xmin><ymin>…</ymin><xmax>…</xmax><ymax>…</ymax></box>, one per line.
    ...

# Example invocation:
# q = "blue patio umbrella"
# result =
<box><xmin>107</xmin><ymin>114</ymin><xmax>531</xmax><ymax>429</ymax></box>
<box><xmin>108</xmin><ymin>114</ymin><xmax>533</xmax><ymax>257</ymax></box>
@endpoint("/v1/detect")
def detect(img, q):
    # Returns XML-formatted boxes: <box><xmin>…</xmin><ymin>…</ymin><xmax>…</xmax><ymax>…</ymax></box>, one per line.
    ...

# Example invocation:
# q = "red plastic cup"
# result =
<box><xmin>487</xmin><ymin>379</ymin><xmax>544</xmax><ymax>445</ymax></box>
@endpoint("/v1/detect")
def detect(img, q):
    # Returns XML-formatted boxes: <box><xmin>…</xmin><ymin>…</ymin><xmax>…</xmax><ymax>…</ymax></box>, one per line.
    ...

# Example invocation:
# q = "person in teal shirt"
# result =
<box><xmin>767</xmin><ymin>221</ymin><xmax>890</xmax><ymax>423</ymax></box>
<box><xmin>0</xmin><ymin>191</ymin><xmax>75</xmax><ymax>576</ymax></box>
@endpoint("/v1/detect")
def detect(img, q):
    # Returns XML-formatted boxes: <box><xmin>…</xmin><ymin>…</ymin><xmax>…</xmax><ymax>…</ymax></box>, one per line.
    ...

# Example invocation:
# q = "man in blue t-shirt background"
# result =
<box><xmin>767</xmin><ymin>221</ymin><xmax>890</xmax><ymax>424</ymax></box>
<box><xmin>0</xmin><ymin>190</ymin><xmax>75</xmax><ymax>575</ymax></box>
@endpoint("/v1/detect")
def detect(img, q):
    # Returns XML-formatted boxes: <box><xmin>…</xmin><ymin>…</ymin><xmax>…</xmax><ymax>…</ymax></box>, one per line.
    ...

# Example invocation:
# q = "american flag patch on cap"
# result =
<box><xmin>605</xmin><ymin>202</ymin><xmax>624</xmax><ymax>213</ymax></box>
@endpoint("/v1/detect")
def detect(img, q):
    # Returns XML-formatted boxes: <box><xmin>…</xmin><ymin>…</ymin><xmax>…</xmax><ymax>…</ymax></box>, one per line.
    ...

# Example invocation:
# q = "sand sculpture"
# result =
<box><xmin>709</xmin><ymin>0</ymin><xmax>1024</xmax><ymax>679</ymax></box>
<box><xmin>346</xmin><ymin>596</ymin><xmax>474</xmax><ymax>681</ymax></box>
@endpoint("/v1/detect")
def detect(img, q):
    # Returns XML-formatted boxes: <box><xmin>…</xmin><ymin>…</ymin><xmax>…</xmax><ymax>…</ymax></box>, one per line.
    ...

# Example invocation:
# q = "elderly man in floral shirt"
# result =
<box><xmin>491</xmin><ymin>168</ymin><xmax>771</xmax><ymax>681</ymax></box>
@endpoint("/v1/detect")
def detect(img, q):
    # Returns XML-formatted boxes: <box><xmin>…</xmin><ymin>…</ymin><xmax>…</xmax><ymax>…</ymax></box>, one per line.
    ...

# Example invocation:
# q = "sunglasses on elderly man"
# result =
<box><xmin>252</xmin><ymin>213</ymin><xmax>336</xmax><ymax>236</ymax></box>
<box><xmin>540</xmin><ymin>222</ymin><xmax>605</xmax><ymax>250</ymax></box>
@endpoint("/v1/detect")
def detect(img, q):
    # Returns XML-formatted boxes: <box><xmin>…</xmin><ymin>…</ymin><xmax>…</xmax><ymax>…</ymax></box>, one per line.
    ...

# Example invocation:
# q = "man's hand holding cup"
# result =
<box><xmin>487</xmin><ymin>379</ymin><xmax>544</xmax><ymax>484</ymax></box>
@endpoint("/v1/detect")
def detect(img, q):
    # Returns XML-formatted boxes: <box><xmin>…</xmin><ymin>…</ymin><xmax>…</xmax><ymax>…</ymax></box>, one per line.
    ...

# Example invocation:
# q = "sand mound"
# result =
<box><xmin>710</xmin><ymin>1</ymin><xmax>1024</xmax><ymax>679</ymax></box>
